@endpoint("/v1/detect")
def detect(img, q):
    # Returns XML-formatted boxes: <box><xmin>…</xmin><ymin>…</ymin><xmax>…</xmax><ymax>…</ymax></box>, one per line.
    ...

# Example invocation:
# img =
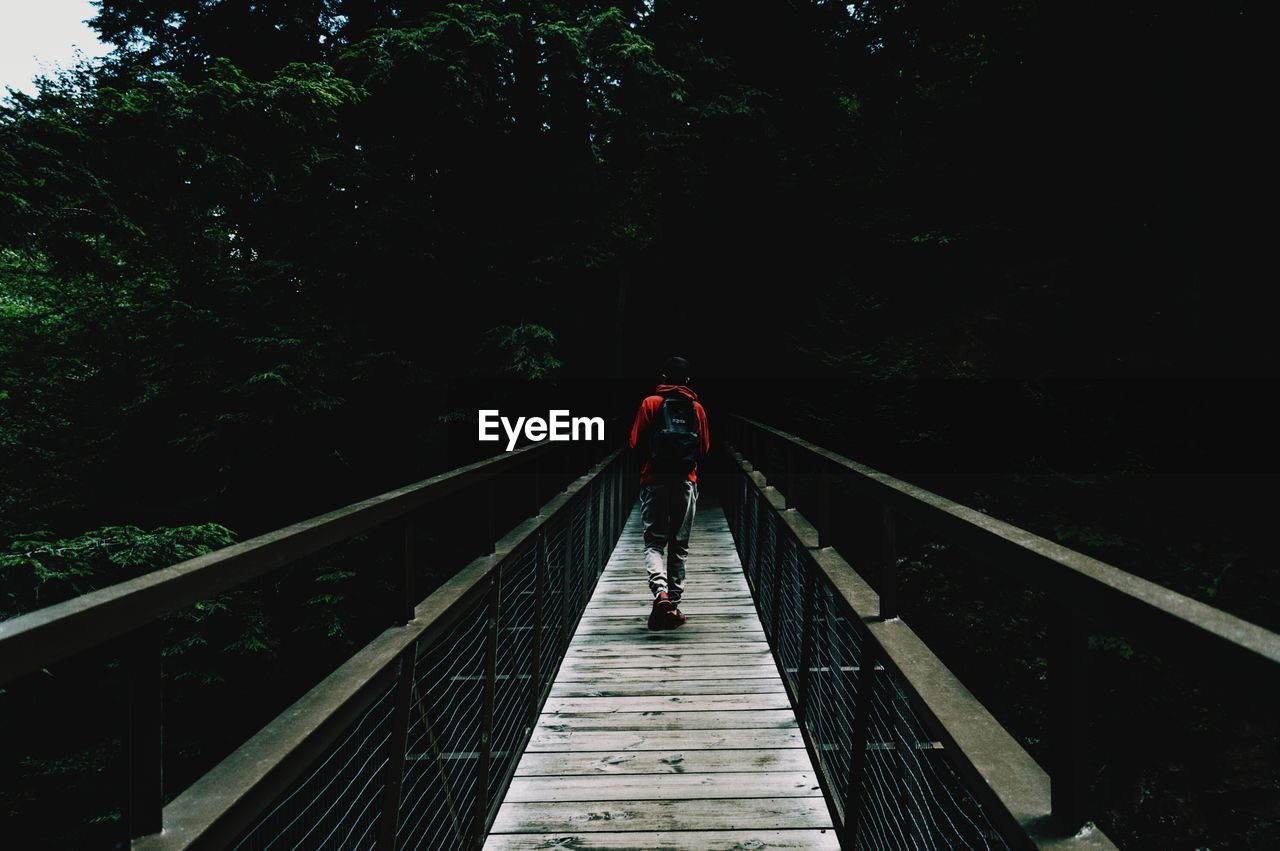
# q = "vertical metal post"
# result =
<box><xmin>818</xmin><ymin>469</ymin><xmax>833</xmax><ymax>548</ymax></box>
<box><xmin>604</xmin><ymin>463</ymin><xmax>613</xmax><ymax>540</ymax></box>
<box><xmin>597</xmin><ymin>471</ymin><xmax>607</xmax><ymax>566</ymax></box>
<box><xmin>595</xmin><ymin>475</ymin><xmax>605</xmax><ymax>577</ymax></box>
<box><xmin>399</xmin><ymin>516</ymin><xmax>417</xmax><ymax>624</ymax></box>
<box><xmin>475</xmin><ymin>574</ymin><xmax>500</xmax><ymax>846</ymax></box>
<box><xmin>377</xmin><ymin>648</ymin><xmax>415</xmax><ymax>850</ymax></box>
<box><xmin>560</xmin><ymin>520</ymin><xmax>573</xmax><ymax>652</ymax></box>
<box><xmin>770</xmin><ymin>516</ymin><xmax>786</xmax><ymax>643</ymax></box>
<box><xmin>757</xmin><ymin>488</ymin><xmax>768</xmax><ymax>595</ymax></box>
<box><xmin>879</xmin><ymin>507</ymin><xmax>898</xmax><ymax>620</ymax></box>
<box><xmin>125</xmin><ymin>625</ymin><xmax>163</xmax><ymax>839</ymax></box>
<box><xmin>581</xmin><ymin>487</ymin><xmax>593</xmax><ymax>610</ymax></box>
<box><xmin>614</xmin><ymin>462</ymin><xmax>623</xmax><ymax>536</ymax></box>
<box><xmin>1049</xmin><ymin>604</ymin><xmax>1089</xmax><ymax>833</ymax></box>
<box><xmin>796</xmin><ymin>559</ymin><xmax>817</xmax><ymax>724</ymax></box>
<box><xmin>530</xmin><ymin>531</ymin><xmax>546</xmax><ymax>716</ymax></box>
<box><xmin>843</xmin><ymin>637</ymin><xmax>878</xmax><ymax>847</ymax></box>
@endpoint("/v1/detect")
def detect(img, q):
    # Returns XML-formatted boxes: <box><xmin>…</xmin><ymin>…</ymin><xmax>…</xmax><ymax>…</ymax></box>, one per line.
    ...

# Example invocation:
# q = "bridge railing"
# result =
<box><xmin>0</xmin><ymin>439</ymin><xmax>635</xmax><ymax>849</ymax></box>
<box><xmin>722</xmin><ymin>416</ymin><xmax>1280</xmax><ymax>850</ymax></box>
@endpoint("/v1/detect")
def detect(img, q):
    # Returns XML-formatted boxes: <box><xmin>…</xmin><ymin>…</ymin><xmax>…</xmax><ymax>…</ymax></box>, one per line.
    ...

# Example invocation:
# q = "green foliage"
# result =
<box><xmin>486</xmin><ymin>323</ymin><xmax>563</xmax><ymax>382</ymax></box>
<box><xmin>0</xmin><ymin>2</ymin><xmax>1270</xmax><ymax>847</ymax></box>
<box><xmin>0</xmin><ymin>522</ymin><xmax>235</xmax><ymax>614</ymax></box>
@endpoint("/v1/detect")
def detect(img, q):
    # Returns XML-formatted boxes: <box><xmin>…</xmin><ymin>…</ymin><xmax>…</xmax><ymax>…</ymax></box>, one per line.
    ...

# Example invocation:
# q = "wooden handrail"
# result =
<box><xmin>722</xmin><ymin>442</ymin><xmax>1119</xmax><ymax>849</ymax></box>
<box><xmin>133</xmin><ymin>449</ymin><xmax>625</xmax><ymax>850</ymax></box>
<box><xmin>0</xmin><ymin>440</ymin><xmax>560</xmax><ymax>685</ymax></box>
<box><xmin>731</xmin><ymin>415</ymin><xmax>1280</xmax><ymax>672</ymax></box>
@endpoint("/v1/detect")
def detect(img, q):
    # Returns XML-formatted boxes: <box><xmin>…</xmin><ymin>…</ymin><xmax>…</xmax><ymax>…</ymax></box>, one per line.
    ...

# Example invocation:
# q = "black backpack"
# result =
<box><xmin>649</xmin><ymin>393</ymin><xmax>700</xmax><ymax>475</ymax></box>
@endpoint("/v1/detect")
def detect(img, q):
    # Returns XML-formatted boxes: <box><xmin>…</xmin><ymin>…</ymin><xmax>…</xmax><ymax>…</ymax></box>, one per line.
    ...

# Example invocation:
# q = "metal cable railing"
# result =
<box><xmin>725</xmin><ymin>415</ymin><xmax>1280</xmax><ymax>849</ymax></box>
<box><xmin>219</xmin><ymin>449</ymin><xmax>634</xmax><ymax>851</ymax></box>
<box><xmin>0</xmin><ymin>435</ymin><xmax>632</xmax><ymax>849</ymax></box>
<box><xmin>230</xmin><ymin>682</ymin><xmax>398</xmax><ymax>850</ymax></box>
<box><xmin>722</xmin><ymin>436</ymin><xmax>1065</xmax><ymax>850</ymax></box>
<box><xmin>396</xmin><ymin>599</ymin><xmax>487</xmax><ymax>848</ymax></box>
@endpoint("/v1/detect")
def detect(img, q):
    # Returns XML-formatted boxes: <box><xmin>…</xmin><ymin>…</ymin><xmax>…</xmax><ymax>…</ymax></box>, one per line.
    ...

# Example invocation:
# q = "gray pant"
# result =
<box><xmin>639</xmin><ymin>478</ymin><xmax>698</xmax><ymax>602</ymax></box>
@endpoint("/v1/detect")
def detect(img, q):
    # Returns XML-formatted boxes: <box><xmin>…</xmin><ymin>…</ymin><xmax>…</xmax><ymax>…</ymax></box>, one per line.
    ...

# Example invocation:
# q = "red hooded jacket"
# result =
<box><xmin>628</xmin><ymin>384</ymin><xmax>711</xmax><ymax>485</ymax></box>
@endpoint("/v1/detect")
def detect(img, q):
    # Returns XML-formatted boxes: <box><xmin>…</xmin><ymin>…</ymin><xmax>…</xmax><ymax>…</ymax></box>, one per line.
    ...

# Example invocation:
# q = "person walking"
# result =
<box><xmin>628</xmin><ymin>356</ymin><xmax>711</xmax><ymax>630</ymax></box>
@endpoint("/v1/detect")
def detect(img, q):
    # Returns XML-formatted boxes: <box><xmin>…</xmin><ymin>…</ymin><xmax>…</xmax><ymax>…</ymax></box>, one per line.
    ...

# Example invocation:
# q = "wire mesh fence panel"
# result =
<box><xmin>568</xmin><ymin>499</ymin><xmax>588</xmax><ymax>616</ymax></box>
<box><xmin>823</xmin><ymin>588</ymin><xmax>863</xmax><ymax>821</ymax></box>
<box><xmin>395</xmin><ymin>599</ymin><xmax>488</xmax><ymax>850</ymax></box>
<box><xmin>0</xmin><ymin>447</ymin><xmax>632</xmax><ymax>851</ymax></box>
<box><xmin>604</xmin><ymin>474</ymin><xmax>613</xmax><ymax>539</ymax></box>
<box><xmin>757</xmin><ymin>496</ymin><xmax>779</xmax><ymax>642</ymax></box>
<box><xmin>725</xmin><ymin>456</ymin><xmax>1021</xmax><ymax>851</ymax></box>
<box><xmin>583</xmin><ymin>482</ymin><xmax>597</xmax><ymax>587</ymax></box>
<box><xmin>805</xmin><ymin>576</ymin><xmax>860</xmax><ymax>824</ymax></box>
<box><xmin>729</xmin><ymin>472</ymin><xmax>744</xmax><ymax>541</ymax></box>
<box><xmin>855</xmin><ymin>665</ymin><xmax>1013</xmax><ymax>851</ymax></box>
<box><xmin>541</xmin><ymin>520</ymin><xmax>569</xmax><ymax>700</ymax></box>
<box><xmin>489</xmin><ymin>547</ymin><xmax>537</xmax><ymax>813</ymax></box>
<box><xmin>222</xmin><ymin>455</ymin><xmax>633</xmax><ymax>851</ymax></box>
<box><xmin>776</xmin><ymin>531</ymin><xmax>804</xmax><ymax>691</ymax></box>
<box><xmin>231</xmin><ymin>682</ymin><xmax>396</xmax><ymax>851</ymax></box>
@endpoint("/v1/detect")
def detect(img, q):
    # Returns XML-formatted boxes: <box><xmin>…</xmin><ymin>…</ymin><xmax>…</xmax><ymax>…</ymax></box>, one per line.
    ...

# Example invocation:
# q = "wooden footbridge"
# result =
<box><xmin>2</xmin><ymin>417</ymin><xmax>1278</xmax><ymax>849</ymax></box>
<box><xmin>486</xmin><ymin>506</ymin><xmax>836</xmax><ymax>849</ymax></box>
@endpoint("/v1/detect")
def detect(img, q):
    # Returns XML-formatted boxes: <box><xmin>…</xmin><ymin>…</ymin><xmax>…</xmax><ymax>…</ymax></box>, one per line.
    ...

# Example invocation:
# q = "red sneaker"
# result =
<box><xmin>666</xmin><ymin>605</ymin><xmax>687</xmax><ymax>629</ymax></box>
<box><xmin>647</xmin><ymin>591</ymin><xmax>673</xmax><ymax>630</ymax></box>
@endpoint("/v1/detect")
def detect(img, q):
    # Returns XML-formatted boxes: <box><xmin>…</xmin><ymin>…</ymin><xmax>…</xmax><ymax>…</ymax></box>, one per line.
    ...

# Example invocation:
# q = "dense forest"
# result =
<box><xmin>1</xmin><ymin>1</ymin><xmax>1276</xmax><ymax>848</ymax></box>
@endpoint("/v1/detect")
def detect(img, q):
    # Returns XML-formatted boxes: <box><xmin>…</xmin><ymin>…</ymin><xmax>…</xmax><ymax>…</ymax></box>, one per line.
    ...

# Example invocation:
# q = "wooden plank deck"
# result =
<box><xmin>484</xmin><ymin>499</ymin><xmax>838</xmax><ymax>850</ymax></box>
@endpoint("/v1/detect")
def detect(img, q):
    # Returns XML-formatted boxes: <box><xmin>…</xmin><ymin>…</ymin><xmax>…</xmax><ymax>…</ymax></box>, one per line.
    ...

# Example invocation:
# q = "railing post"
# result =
<box><xmin>843</xmin><ymin>636</ymin><xmax>878</xmax><ymax>847</ymax></box>
<box><xmin>879</xmin><ymin>507</ymin><xmax>898</xmax><ymax>620</ymax></box>
<box><xmin>770</xmin><ymin>515</ymin><xmax>785</xmax><ymax>642</ymax></box>
<box><xmin>749</xmin><ymin>486</ymin><xmax>763</xmax><ymax>592</ymax></box>
<box><xmin>530</xmin><ymin>530</ymin><xmax>546</xmax><ymax>716</ymax></box>
<box><xmin>818</xmin><ymin>468</ymin><xmax>832</xmax><ymax>548</ymax></box>
<box><xmin>595</xmin><ymin>476</ymin><xmax>606</xmax><ymax>576</ymax></box>
<box><xmin>796</xmin><ymin>557</ymin><xmax>817</xmax><ymax>725</ymax></box>
<box><xmin>581</xmin><ymin>489</ymin><xmax>593</xmax><ymax>610</ymax></box>
<box><xmin>607</xmin><ymin>462</ymin><xmax>616</xmax><ymax>540</ymax></box>
<box><xmin>474</xmin><ymin>574</ymin><xmax>500</xmax><ymax>847</ymax></box>
<box><xmin>1049</xmin><ymin>604</ymin><xmax>1089</xmax><ymax>833</ymax></box>
<box><xmin>560</xmin><ymin>518</ymin><xmax>573</xmax><ymax>651</ymax></box>
<box><xmin>377</xmin><ymin>647</ymin><xmax>415</xmax><ymax>850</ymax></box>
<box><xmin>614</xmin><ymin>461</ymin><xmax>623</xmax><ymax>535</ymax></box>
<box><xmin>399</xmin><ymin>516</ymin><xmax>417</xmax><ymax>625</ymax></box>
<box><xmin>125</xmin><ymin>625</ymin><xmax>163</xmax><ymax>839</ymax></box>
